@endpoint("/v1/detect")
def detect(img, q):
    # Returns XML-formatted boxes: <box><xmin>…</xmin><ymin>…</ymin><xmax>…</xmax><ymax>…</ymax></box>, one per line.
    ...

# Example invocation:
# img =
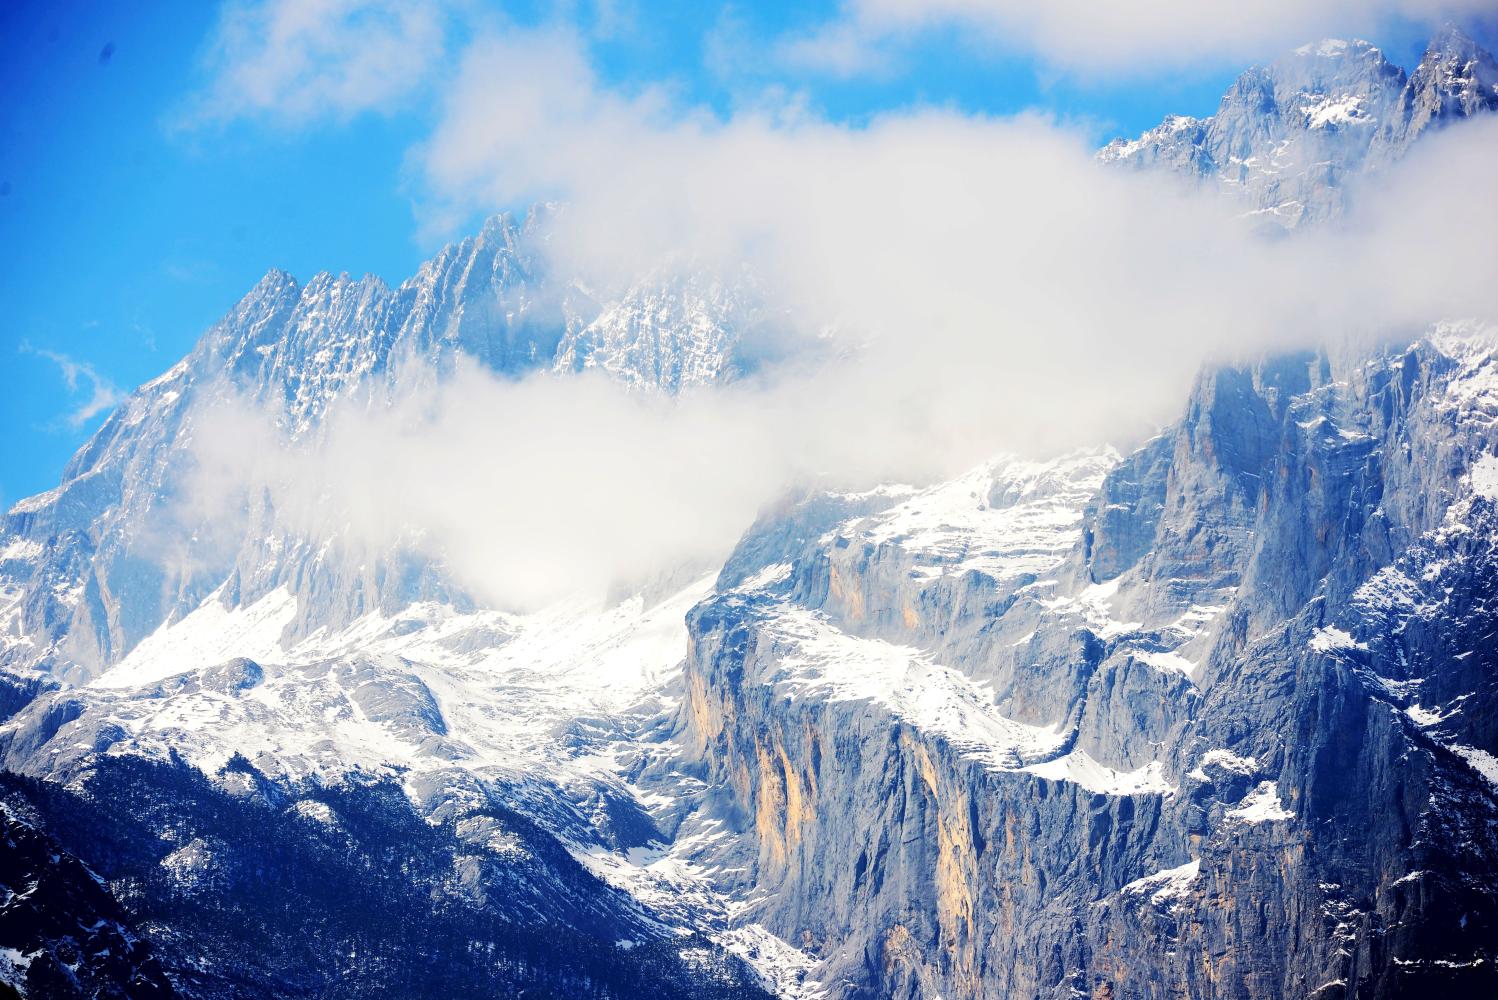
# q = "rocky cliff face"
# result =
<box><xmin>671</xmin><ymin>328</ymin><xmax>1498</xmax><ymax>998</ymax></box>
<box><xmin>1100</xmin><ymin>30</ymin><xmax>1498</xmax><ymax>225</ymax></box>
<box><xmin>554</xmin><ymin>267</ymin><xmax>766</xmax><ymax>394</ymax></box>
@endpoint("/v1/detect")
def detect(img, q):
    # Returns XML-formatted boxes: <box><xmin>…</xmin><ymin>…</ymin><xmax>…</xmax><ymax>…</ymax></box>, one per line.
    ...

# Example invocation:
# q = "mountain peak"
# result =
<box><xmin>1398</xmin><ymin>24</ymin><xmax>1498</xmax><ymax>136</ymax></box>
<box><xmin>1270</xmin><ymin>36</ymin><xmax>1400</xmax><ymax>88</ymax></box>
<box><xmin>1292</xmin><ymin>37</ymin><xmax>1353</xmax><ymax>58</ymax></box>
<box><xmin>252</xmin><ymin>266</ymin><xmax>299</xmax><ymax>294</ymax></box>
<box><xmin>1283</xmin><ymin>37</ymin><xmax>1387</xmax><ymax>66</ymax></box>
<box><xmin>1425</xmin><ymin>22</ymin><xmax>1486</xmax><ymax>59</ymax></box>
<box><xmin>1101</xmin><ymin>28</ymin><xmax>1494</xmax><ymax>226</ymax></box>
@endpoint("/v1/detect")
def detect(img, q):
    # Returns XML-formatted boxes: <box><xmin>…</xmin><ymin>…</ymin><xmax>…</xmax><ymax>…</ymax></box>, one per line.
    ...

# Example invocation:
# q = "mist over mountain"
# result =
<box><xmin>3</xmin><ymin>22</ymin><xmax>1498</xmax><ymax>1000</ymax></box>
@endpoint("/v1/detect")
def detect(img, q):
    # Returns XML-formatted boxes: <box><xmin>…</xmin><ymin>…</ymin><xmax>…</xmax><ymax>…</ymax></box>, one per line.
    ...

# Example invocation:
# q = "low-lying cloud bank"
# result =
<box><xmin>187</xmin><ymin>112</ymin><xmax>1498</xmax><ymax>610</ymax></box>
<box><xmin>175</xmin><ymin>13</ymin><xmax>1498</xmax><ymax>611</ymax></box>
<box><xmin>423</xmin><ymin>28</ymin><xmax>1498</xmax><ymax>352</ymax></box>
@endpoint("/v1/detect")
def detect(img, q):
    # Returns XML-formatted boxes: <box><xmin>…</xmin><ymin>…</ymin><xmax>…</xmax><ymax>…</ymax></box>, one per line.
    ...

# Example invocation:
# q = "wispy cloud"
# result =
<box><xmin>780</xmin><ymin>0</ymin><xmax>1498</xmax><ymax>76</ymax></box>
<box><xmin>21</xmin><ymin>343</ymin><xmax>128</xmax><ymax>429</ymax></box>
<box><xmin>179</xmin><ymin>0</ymin><xmax>459</xmax><ymax>127</ymax></box>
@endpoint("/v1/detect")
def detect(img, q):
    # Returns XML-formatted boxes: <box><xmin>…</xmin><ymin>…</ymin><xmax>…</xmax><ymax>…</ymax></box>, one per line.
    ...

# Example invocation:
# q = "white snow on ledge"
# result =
<box><xmin>764</xmin><ymin>604</ymin><xmax>1067</xmax><ymax>762</ymax></box>
<box><xmin>1187</xmin><ymin>748</ymin><xmax>1259</xmax><ymax>781</ymax></box>
<box><xmin>1122</xmin><ymin>858</ymin><xmax>1201</xmax><ymax>906</ymax></box>
<box><xmin>1405</xmin><ymin>704</ymin><xmax>1446</xmax><ymax>727</ymax></box>
<box><xmin>0</xmin><ymin>537</ymin><xmax>44</xmax><ymax>563</ymax></box>
<box><xmin>736</xmin><ymin>562</ymin><xmax>792</xmax><ymax>593</ymax></box>
<box><xmin>1227</xmin><ymin>781</ymin><xmax>1294</xmax><ymax>823</ymax></box>
<box><xmin>1309</xmin><ymin>626</ymin><xmax>1365</xmax><ymax>653</ymax></box>
<box><xmin>1024</xmin><ymin>752</ymin><xmax>1175</xmax><ymax>797</ymax></box>
<box><xmin>759</xmin><ymin>604</ymin><xmax>1172</xmax><ymax>797</ymax></box>
<box><xmin>853</xmin><ymin>450</ymin><xmax>1116</xmax><ymax>585</ymax></box>
<box><xmin>1134</xmin><ymin>649</ymin><xmax>1198</xmax><ymax>677</ymax></box>
<box><xmin>1450</xmin><ymin>744</ymin><xmax>1498</xmax><ymax>789</ymax></box>
<box><xmin>1470</xmin><ymin>454</ymin><xmax>1498</xmax><ymax>500</ymax></box>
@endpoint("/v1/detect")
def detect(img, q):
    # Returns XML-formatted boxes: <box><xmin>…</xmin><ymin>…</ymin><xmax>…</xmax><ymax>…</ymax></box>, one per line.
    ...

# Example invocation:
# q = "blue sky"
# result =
<box><xmin>0</xmin><ymin>0</ymin><xmax>1490</xmax><ymax>506</ymax></box>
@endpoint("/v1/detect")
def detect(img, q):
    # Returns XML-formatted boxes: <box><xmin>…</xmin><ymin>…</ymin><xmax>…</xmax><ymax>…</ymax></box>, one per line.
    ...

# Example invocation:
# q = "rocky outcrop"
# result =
<box><xmin>554</xmin><ymin>267</ymin><xmax>761</xmax><ymax>393</ymax></box>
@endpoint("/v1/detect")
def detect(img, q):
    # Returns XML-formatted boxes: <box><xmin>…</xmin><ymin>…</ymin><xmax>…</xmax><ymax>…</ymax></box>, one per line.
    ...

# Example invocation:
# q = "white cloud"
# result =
<box><xmin>411</xmin><ymin>30</ymin><xmax>1492</xmax><ymax>605</ymax></box>
<box><xmin>418</xmin><ymin>28</ymin><xmax>1498</xmax><ymax>372</ymax></box>
<box><xmin>21</xmin><ymin>344</ymin><xmax>128</xmax><ymax>430</ymax></box>
<box><xmin>783</xmin><ymin>0</ymin><xmax>1497</xmax><ymax>75</ymax></box>
<box><xmin>183</xmin><ymin>104</ymin><xmax>1498</xmax><ymax>610</ymax></box>
<box><xmin>171</xmin><ymin>11</ymin><xmax>1498</xmax><ymax>611</ymax></box>
<box><xmin>183</xmin><ymin>0</ymin><xmax>457</xmax><ymax>125</ymax></box>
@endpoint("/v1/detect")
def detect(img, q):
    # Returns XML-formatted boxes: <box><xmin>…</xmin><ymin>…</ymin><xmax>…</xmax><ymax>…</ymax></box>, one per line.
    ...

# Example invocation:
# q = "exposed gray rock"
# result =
<box><xmin>670</xmin><ymin>326</ymin><xmax>1498</xmax><ymax>999</ymax></box>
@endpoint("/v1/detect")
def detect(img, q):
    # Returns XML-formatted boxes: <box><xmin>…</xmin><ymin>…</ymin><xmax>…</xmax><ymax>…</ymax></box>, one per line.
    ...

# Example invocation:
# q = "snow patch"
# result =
<box><xmin>1122</xmin><ymin>858</ymin><xmax>1201</xmax><ymax>906</ymax></box>
<box><xmin>291</xmin><ymin>800</ymin><xmax>338</xmax><ymax>826</ymax></box>
<box><xmin>1309</xmin><ymin>626</ymin><xmax>1365</xmax><ymax>653</ymax></box>
<box><xmin>1227</xmin><ymin>781</ymin><xmax>1294</xmax><ymax>823</ymax></box>
<box><xmin>737</xmin><ymin>562</ymin><xmax>792</xmax><ymax>593</ymax></box>
<box><xmin>763</xmin><ymin>604</ymin><xmax>1072</xmax><ymax>772</ymax></box>
<box><xmin>0</xmin><ymin>537</ymin><xmax>43</xmax><ymax>563</ymax></box>
<box><xmin>856</xmin><ymin>450</ymin><xmax>1116</xmax><ymax>585</ymax></box>
<box><xmin>1405</xmin><ymin>704</ymin><xmax>1445</xmax><ymax>727</ymax></box>
<box><xmin>1023</xmin><ymin>751</ymin><xmax>1175</xmax><ymax>797</ymax></box>
<box><xmin>1470</xmin><ymin>454</ymin><xmax>1498</xmax><ymax>499</ymax></box>
<box><xmin>1450</xmin><ymin>744</ymin><xmax>1498</xmax><ymax>789</ymax></box>
<box><xmin>1134</xmin><ymin>649</ymin><xmax>1197</xmax><ymax>677</ymax></box>
<box><xmin>719</xmin><ymin>924</ymin><xmax>828</xmax><ymax>1000</ymax></box>
<box><xmin>1302</xmin><ymin>93</ymin><xmax>1369</xmax><ymax>129</ymax></box>
<box><xmin>96</xmin><ymin>586</ymin><xmax>298</xmax><ymax>689</ymax></box>
<box><xmin>1188</xmin><ymin>748</ymin><xmax>1259</xmax><ymax>781</ymax></box>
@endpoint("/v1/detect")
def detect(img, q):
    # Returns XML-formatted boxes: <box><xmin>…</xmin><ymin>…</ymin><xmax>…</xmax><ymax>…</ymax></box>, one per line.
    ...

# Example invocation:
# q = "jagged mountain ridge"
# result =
<box><xmin>0</xmin><ymin>211</ymin><xmax>760</xmax><ymax>686</ymax></box>
<box><xmin>2</xmin><ymin>27</ymin><xmax>1497</xmax><ymax>1000</ymax></box>
<box><xmin>1100</xmin><ymin>27</ymin><xmax>1498</xmax><ymax>225</ymax></box>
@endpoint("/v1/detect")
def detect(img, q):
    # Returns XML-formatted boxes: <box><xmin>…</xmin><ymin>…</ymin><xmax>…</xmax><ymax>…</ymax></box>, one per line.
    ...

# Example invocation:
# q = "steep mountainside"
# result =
<box><xmin>1</xmin><ymin>28</ymin><xmax>1496</xmax><ymax>1000</ymax></box>
<box><xmin>672</xmin><ymin>328</ymin><xmax>1498</xmax><ymax>998</ymax></box>
<box><xmin>0</xmin><ymin>760</ymin><xmax>771</xmax><ymax>1000</ymax></box>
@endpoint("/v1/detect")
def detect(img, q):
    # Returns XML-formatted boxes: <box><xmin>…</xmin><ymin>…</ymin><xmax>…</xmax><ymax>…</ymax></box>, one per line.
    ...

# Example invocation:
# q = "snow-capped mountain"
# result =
<box><xmin>0</xmin><ymin>210</ymin><xmax>753</xmax><ymax>687</ymax></box>
<box><xmin>1100</xmin><ymin>28</ymin><xmax>1498</xmax><ymax>225</ymax></box>
<box><xmin>3</xmin><ymin>29</ymin><xmax>1498</xmax><ymax>1000</ymax></box>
